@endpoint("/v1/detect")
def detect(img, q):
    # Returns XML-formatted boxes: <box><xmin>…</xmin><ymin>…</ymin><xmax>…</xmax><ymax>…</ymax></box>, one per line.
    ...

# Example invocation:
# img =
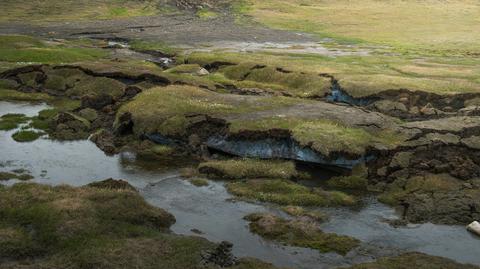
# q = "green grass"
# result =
<box><xmin>0</xmin><ymin>35</ymin><xmax>107</xmax><ymax>64</ymax></box>
<box><xmin>227</xmin><ymin>179</ymin><xmax>355</xmax><ymax>207</ymax></box>
<box><xmin>240</xmin><ymin>0</ymin><xmax>480</xmax><ymax>56</ymax></box>
<box><xmin>198</xmin><ymin>159</ymin><xmax>298</xmax><ymax>180</ymax></box>
<box><xmin>0</xmin><ymin>88</ymin><xmax>53</xmax><ymax>102</ymax></box>
<box><xmin>189</xmin><ymin>178</ymin><xmax>209</xmax><ymax>187</ymax></box>
<box><xmin>0</xmin><ymin>0</ymin><xmax>165</xmax><ymax>22</ymax></box>
<box><xmin>129</xmin><ymin>39</ymin><xmax>179</xmax><ymax>56</ymax></box>
<box><xmin>245</xmin><ymin>213</ymin><xmax>359</xmax><ymax>255</ymax></box>
<box><xmin>184</xmin><ymin>50</ymin><xmax>480</xmax><ymax>97</ymax></box>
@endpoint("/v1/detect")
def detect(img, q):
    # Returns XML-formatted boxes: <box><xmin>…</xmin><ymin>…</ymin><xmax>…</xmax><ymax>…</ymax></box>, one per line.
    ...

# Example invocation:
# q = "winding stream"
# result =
<box><xmin>0</xmin><ymin>101</ymin><xmax>478</xmax><ymax>268</ymax></box>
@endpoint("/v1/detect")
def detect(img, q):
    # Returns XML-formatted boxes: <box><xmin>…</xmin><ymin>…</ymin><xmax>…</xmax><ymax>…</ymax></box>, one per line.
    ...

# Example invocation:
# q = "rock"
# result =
<box><xmin>467</xmin><ymin>221</ymin><xmax>480</xmax><ymax>237</ymax></box>
<box><xmin>78</xmin><ymin>108</ymin><xmax>98</xmax><ymax>122</ymax></box>
<box><xmin>374</xmin><ymin>100</ymin><xmax>407</xmax><ymax>113</ymax></box>
<box><xmin>403</xmin><ymin>133</ymin><xmax>460</xmax><ymax>147</ymax></box>
<box><xmin>402</xmin><ymin>116</ymin><xmax>480</xmax><ymax>133</ymax></box>
<box><xmin>377</xmin><ymin>166</ymin><xmax>388</xmax><ymax>177</ymax></box>
<box><xmin>196</xmin><ymin>67</ymin><xmax>210</xmax><ymax>76</ymax></box>
<box><xmin>389</xmin><ymin>151</ymin><xmax>413</xmax><ymax>169</ymax></box>
<box><xmin>88</xmin><ymin>178</ymin><xmax>137</xmax><ymax>192</ymax></box>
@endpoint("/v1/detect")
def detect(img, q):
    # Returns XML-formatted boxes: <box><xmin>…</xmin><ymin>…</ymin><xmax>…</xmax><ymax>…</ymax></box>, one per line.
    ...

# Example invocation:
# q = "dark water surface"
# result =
<box><xmin>1</xmin><ymin>101</ymin><xmax>478</xmax><ymax>268</ymax></box>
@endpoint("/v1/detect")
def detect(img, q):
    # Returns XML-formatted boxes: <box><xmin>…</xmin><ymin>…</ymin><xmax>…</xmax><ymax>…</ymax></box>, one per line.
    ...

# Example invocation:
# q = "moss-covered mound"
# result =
<box><xmin>341</xmin><ymin>252</ymin><xmax>477</xmax><ymax>269</ymax></box>
<box><xmin>245</xmin><ymin>213</ymin><xmax>359</xmax><ymax>255</ymax></box>
<box><xmin>227</xmin><ymin>179</ymin><xmax>355</xmax><ymax>207</ymax></box>
<box><xmin>0</xmin><ymin>182</ymin><xmax>280</xmax><ymax>269</ymax></box>
<box><xmin>12</xmin><ymin>130</ymin><xmax>43</xmax><ymax>142</ymax></box>
<box><xmin>198</xmin><ymin>159</ymin><xmax>298</xmax><ymax>180</ymax></box>
<box><xmin>116</xmin><ymin>84</ymin><xmax>296</xmax><ymax>136</ymax></box>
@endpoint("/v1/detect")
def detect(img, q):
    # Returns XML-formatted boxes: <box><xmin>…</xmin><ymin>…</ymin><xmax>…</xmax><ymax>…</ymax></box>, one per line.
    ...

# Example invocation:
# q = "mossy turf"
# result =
<box><xmin>11</xmin><ymin>130</ymin><xmax>42</xmax><ymax>142</ymax></box>
<box><xmin>189</xmin><ymin>178</ymin><xmax>209</xmax><ymax>187</ymax></box>
<box><xmin>0</xmin><ymin>113</ymin><xmax>29</xmax><ymax>130</ymax></box>
<box><xmin>0</xmin><ymin>182</ymin><xmax>278</xmax><ymax>269</ymax></box>
<box><xmin>245</xmin><ymin>213</ymin><xmax>359</xmax><ymax>255</ymax></box>
<box><xmin>341</xmin><ymin>252</ymin><xmax>477</xmax><ymax>269</ymax></box>
<box><xmin>227</xmin><ymin>179</ymin><xmax>355</xmax><ymax>207</ymax></box>
<box><xmin>198</xmin><ymin>159</ymin><xmax>298</xmax><ymax>180</ymax></box>
<box><xmin>209</xmin><ymin>62</ymin><xmax>332</xmax><ymax>98</ymax></box>
<box><xmin>282</xmin><ymin>206</ymin><xmax>328</xmax><ymax>222</ymax></box>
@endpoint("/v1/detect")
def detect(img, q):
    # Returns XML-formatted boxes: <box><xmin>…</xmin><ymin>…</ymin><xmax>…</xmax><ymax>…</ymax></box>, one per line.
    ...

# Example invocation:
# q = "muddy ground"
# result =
<box><xmin>0</xmin><ymin>12</ymin><xmax>313</xmax><ymax>45</ymax></box>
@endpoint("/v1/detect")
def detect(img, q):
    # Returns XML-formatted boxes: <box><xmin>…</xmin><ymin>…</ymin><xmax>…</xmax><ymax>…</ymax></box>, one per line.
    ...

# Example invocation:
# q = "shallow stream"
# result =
<box><xmin>0</xmin><ymin>101</ymin><xmax>478</xmax><ymax>268</ymax></box>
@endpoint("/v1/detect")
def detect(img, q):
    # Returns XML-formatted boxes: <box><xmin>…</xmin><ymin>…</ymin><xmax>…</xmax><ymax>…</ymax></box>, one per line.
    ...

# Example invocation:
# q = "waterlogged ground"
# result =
<box><xmin>0</xmin><ymin>101</ymin><xmax>479</xmax><ymax>268</ymax></box>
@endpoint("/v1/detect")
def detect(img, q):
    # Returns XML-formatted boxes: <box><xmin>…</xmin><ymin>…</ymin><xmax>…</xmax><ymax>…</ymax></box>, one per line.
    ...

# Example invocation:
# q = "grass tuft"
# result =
<box><xmin>227</xmin><ymin>179</ymin><xmax>355</xmax><ymax>207</ymax></box>
<box><xmin>198</xmin><ymin>159</ymin><xmax>298</xmax><ymax>180</ymax></box>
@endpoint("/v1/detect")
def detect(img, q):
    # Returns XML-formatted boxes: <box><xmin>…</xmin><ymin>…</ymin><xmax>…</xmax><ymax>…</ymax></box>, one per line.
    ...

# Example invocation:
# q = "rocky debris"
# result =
<box><xmin>87</xmin><ymin>178</ymin><xmax>137</xmax><ymax>192</ymax></box>
<box><xmin>201</xmin><ymin>241</ymin><xmax>238</xmax><ymax>267</ymax></box>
